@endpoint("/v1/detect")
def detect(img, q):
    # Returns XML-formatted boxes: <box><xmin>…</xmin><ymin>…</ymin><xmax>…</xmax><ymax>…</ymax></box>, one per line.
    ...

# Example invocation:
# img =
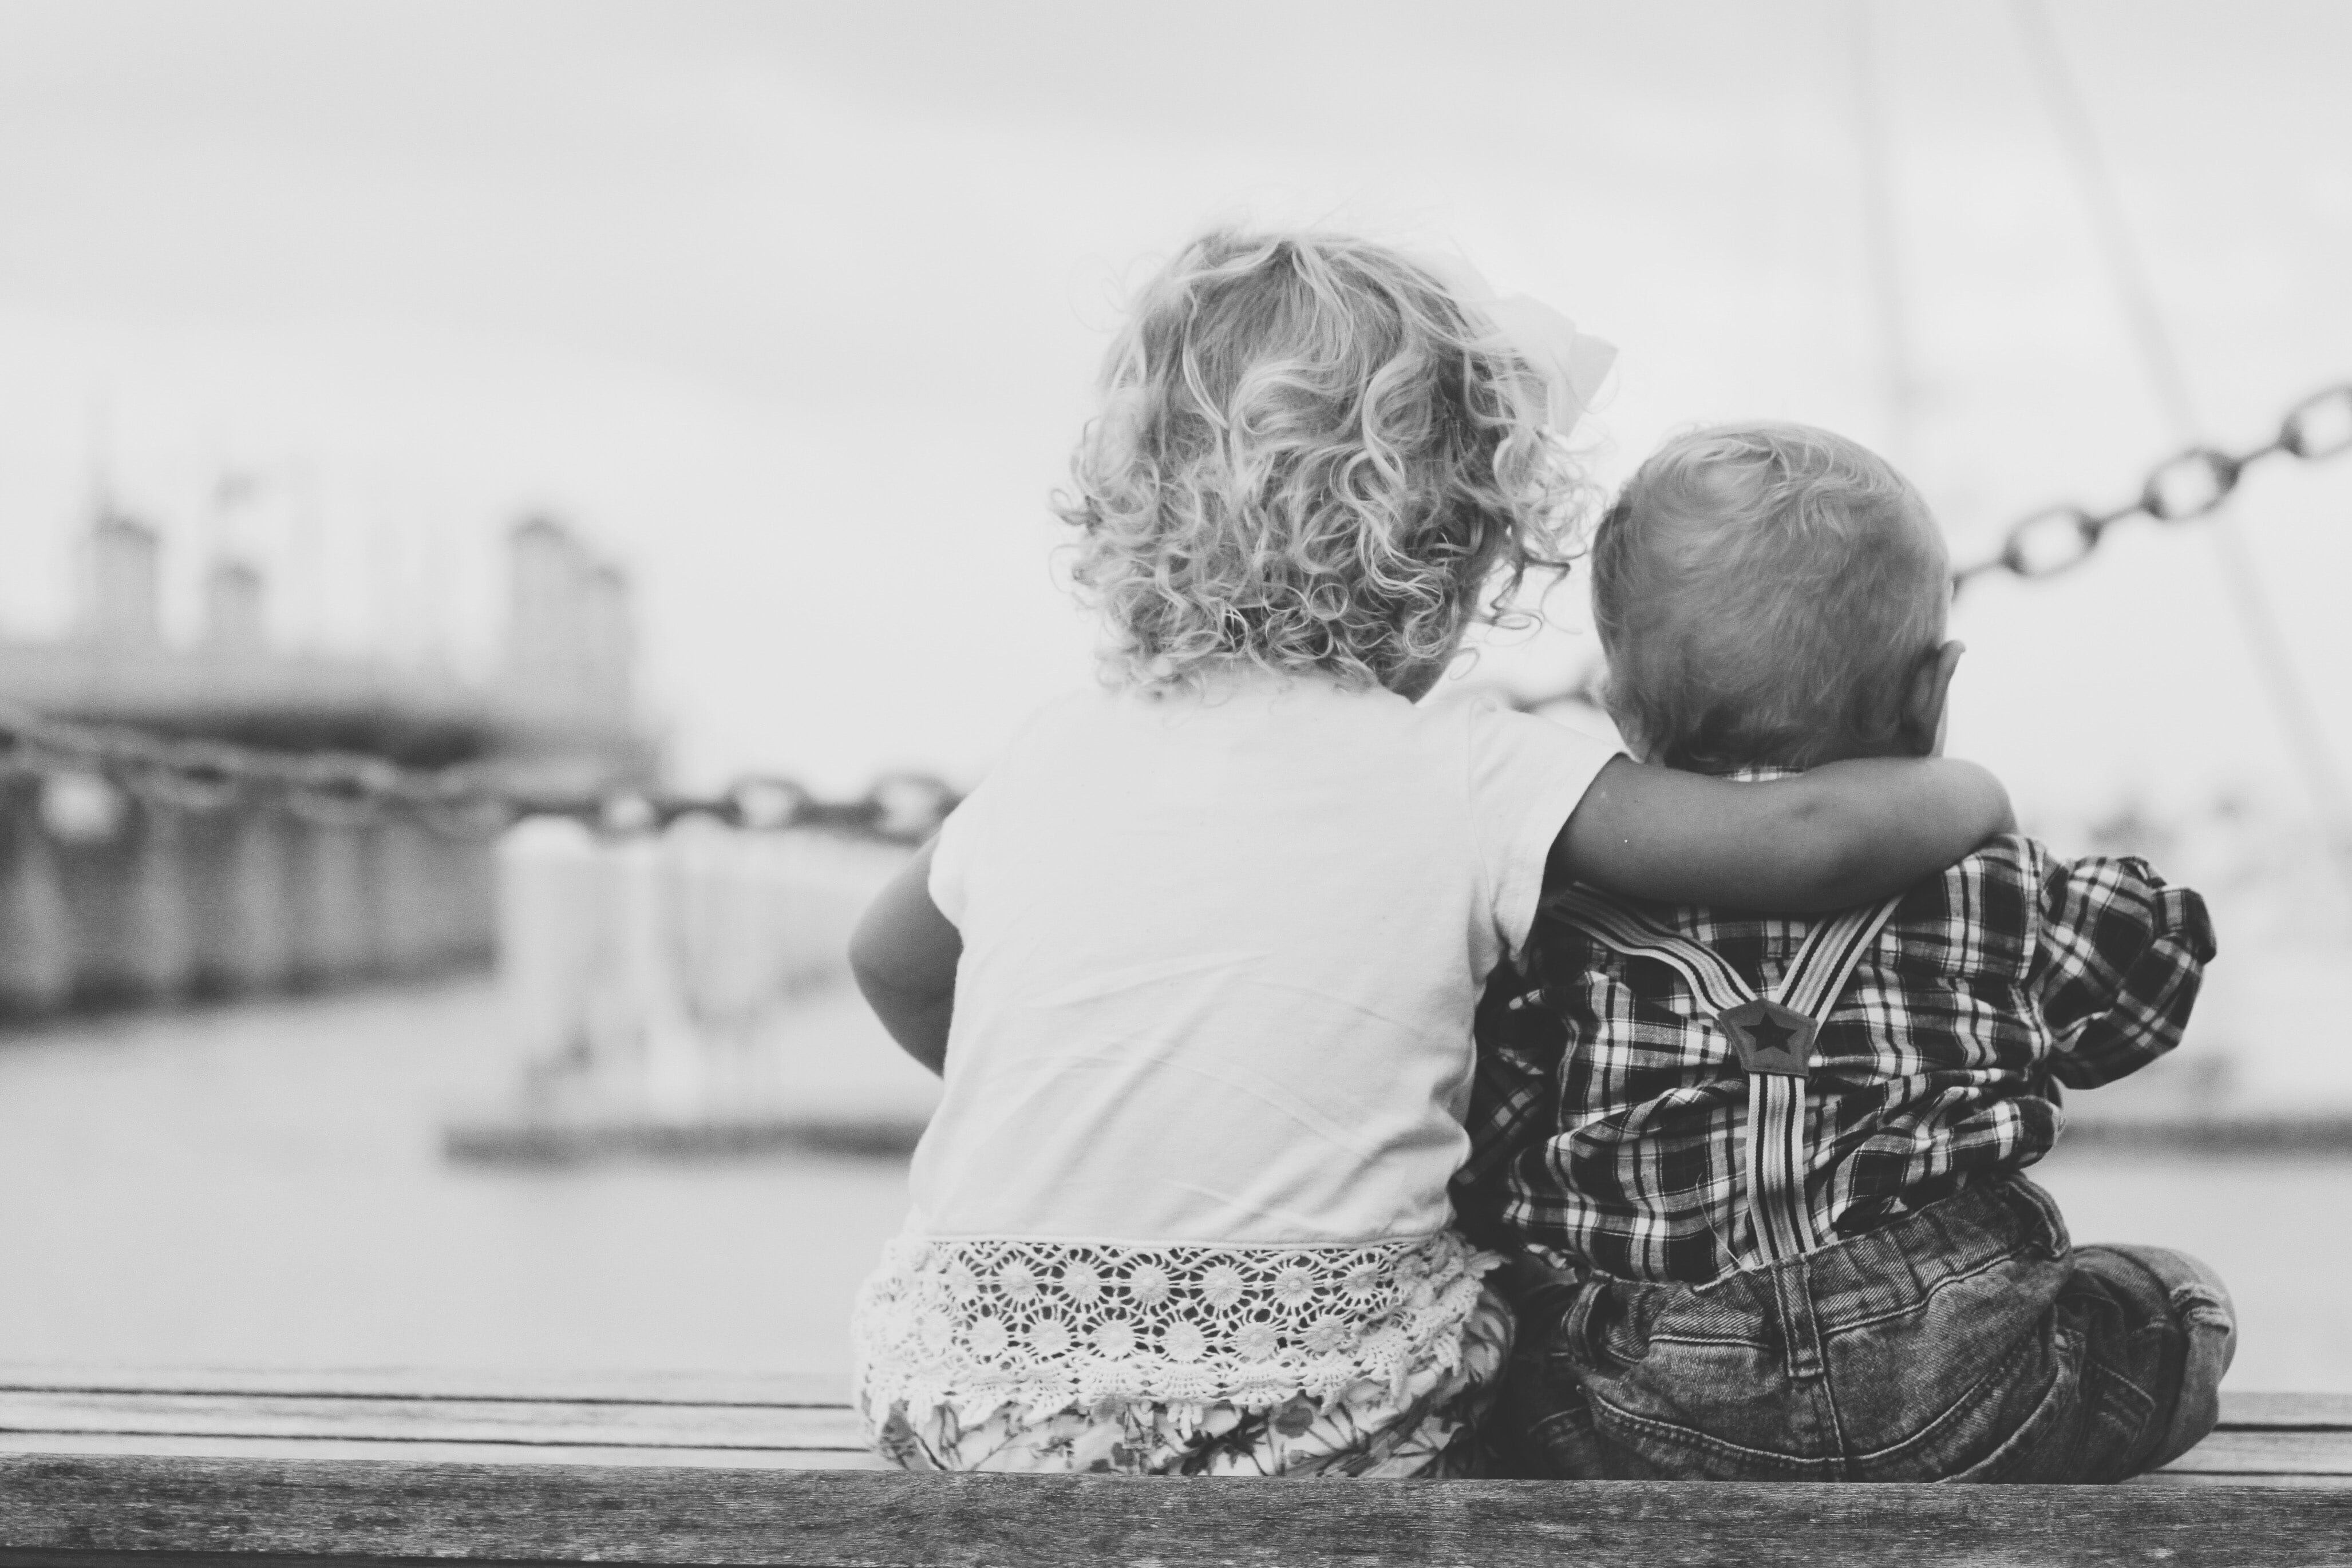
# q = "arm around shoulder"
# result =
<box><xmin>847</xmin><ymin>837</ymin><xmax>962</xmax><ymax>1076</ymax></box>
<box><xmin>1554</xmin><ymin>754</ymin><xmax>2015</xmax><ymax>913</ymax></box>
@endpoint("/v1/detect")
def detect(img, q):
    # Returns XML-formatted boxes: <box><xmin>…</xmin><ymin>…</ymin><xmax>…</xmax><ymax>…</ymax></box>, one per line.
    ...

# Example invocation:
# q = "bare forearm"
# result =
<box><xmin>1777</xmin><ymin>757</ymin><xmax>2015</xmax><ymax>909</ymax></box>
<box><xmin>1557</xmin><ymin>755</ymin><xmax>2013</xmax><ymax>913</ymax></box>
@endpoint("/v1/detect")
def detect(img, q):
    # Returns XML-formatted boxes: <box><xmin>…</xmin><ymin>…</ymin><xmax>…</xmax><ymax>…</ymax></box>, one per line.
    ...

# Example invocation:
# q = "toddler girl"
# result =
<box><xmin>845</xmin><ymin>228</ymin><xmax>2011</xmax><ymax>1476</ymax></box>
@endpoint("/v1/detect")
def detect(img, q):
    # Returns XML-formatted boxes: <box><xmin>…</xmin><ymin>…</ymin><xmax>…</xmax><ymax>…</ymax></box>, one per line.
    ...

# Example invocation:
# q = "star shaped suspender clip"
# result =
<box><xmin>1715</xmin><ymin>999</ymin><xmax>1817</xmax><ymax>1077</ymax></box>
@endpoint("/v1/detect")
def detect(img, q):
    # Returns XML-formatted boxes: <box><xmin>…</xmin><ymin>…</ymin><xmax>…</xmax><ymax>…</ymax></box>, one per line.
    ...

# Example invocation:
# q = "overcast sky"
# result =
<box><xmin>1</xmin><ymin>0</ymin><xmax>2347</xmax><ymax>831</ymax></box>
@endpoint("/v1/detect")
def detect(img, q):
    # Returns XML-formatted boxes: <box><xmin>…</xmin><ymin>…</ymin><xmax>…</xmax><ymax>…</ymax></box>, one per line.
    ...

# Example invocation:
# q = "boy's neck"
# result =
<box><xmin>1658</xmin><ymin>742</ymin><xmax>1924</xmax><ymax>778</ymax></box>
<box><xmin>1653</xmin><ymin>733</ymin><xmax>1929</xmax><ymax>774</ymax></box>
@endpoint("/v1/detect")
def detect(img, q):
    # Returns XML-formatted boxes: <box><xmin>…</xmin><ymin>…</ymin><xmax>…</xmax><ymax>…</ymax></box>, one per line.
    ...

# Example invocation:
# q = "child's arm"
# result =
<box><xmin>1553</xmin><ymin>755</ymin><xmax>2014</xmax><ymax>912</ymax></box>
<box><xmin>2029</xmin><ymin>848</ymin><xmax>2216</xmax><ymax>1088</ymax></box>
<box><xmin>847</xmin><ymin>838</ymin><xmax>960</xmax><ymax>1075</ymax></box>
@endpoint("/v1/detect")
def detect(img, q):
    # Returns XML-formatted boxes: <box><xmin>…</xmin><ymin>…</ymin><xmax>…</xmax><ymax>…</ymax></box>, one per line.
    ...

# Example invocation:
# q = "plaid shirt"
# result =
<box><xmin>1452</xmin><ymin>830</ymin><xmax>2215</xmax><ymax>1285</ymax></box>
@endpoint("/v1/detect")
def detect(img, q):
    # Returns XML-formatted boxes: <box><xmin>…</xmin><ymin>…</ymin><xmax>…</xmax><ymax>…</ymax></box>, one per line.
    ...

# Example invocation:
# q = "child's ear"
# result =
<box><xmin>1902</xmin><ymin>641</ymin><xmax>1965</xmax><ymax>756</ymax></box>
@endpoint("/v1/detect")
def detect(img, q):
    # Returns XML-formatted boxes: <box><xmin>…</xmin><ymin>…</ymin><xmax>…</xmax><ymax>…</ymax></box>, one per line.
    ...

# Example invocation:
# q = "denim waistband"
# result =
<box><xmin>1588</xmin><ymin>1175</ymin><xmax>2072</xmax><ymax>1344</ymax></box>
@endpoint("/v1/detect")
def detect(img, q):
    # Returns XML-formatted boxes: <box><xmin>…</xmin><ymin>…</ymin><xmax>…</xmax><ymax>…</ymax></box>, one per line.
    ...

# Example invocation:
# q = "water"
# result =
<box><xmin>2031</xmin><ymin>1154</ymin><xmax>2351</xmax><ymax>1391</ymax></box>
<box><xmin>0</xmin><ymin>980</ymin><xmax>915</xmax><ymax>1376</ymax></box>
<box><xmin>0</xmin><ymin>979</ymin><xmax>2344</xmax><ymax>1390</ymax></box>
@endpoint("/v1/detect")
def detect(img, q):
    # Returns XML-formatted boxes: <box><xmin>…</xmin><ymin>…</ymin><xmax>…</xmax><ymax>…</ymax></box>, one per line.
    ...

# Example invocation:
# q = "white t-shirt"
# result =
<box><xmin>910</xmin><ymin>673</ymin><xmax>1618</xmax><ymax>1246</ymax></box>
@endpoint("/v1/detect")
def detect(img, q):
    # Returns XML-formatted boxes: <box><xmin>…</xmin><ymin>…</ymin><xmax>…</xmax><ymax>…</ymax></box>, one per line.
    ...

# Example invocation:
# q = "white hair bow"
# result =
<box><xmin>1483</xmin><ymin>293</ymin><xmax>1616</xmax><ymax>440</ymax></box>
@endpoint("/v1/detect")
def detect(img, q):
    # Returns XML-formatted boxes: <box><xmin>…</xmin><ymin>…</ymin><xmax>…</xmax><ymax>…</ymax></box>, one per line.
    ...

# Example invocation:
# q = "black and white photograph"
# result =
<box><xmin>0</xmin><ymin>2</ymin><xmax>2347</xmax><ymax>1561</ymax></box>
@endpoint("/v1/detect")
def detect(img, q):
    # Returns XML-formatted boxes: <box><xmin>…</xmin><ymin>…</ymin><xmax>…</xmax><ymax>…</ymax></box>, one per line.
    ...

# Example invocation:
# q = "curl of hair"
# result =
<box><xmin>1055</xmin><ymin>229</ymin><xmax>1594</xmax><ymax>695</ymax></box>
<box><xmin>1590</xmin><ymin>422</ymin><xmax>1951</xmax><ymax>773</ymax></box>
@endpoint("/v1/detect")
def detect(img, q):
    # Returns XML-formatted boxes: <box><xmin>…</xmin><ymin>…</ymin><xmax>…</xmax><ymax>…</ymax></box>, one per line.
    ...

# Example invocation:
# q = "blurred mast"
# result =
<box><xmin>2012</xmin><ymin>0</ymin><xmax>2352</xmax><ymax>888</ymax></box>
<box><xmin>1846</xmin><ymin>0</ymin><xmax>1921</xmax><ymax>468</ymax></box>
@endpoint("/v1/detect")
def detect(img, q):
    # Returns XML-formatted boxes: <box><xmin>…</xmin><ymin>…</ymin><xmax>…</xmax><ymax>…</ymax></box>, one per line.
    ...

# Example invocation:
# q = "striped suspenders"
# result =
<box><xmin>1546</xmin><ymin>890</ymin><xmax>1903</xmax><ymax>1267</ymax></box>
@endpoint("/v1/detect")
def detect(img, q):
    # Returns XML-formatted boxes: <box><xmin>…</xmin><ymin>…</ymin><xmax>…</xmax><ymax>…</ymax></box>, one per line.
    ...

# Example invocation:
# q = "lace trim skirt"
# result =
<box><xmin>852</xmin><ymin>1229</ymin><xmax>1512</xmax><ymax>1475</ymax></box>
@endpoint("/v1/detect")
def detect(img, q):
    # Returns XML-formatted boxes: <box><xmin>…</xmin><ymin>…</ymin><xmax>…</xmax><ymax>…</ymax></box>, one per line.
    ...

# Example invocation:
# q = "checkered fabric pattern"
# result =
<box><xmin>1453</xmin><ymin>831</ymin><xmax>2215</xmax><ymax>1285</ymax></box>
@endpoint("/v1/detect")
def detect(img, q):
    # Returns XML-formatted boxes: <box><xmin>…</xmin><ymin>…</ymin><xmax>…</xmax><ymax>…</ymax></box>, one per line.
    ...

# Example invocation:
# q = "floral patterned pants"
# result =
<box><xmin>869</xmin><ymin>1283</ymin><xmax>1514</xmax><ymax>1476</ymax></box>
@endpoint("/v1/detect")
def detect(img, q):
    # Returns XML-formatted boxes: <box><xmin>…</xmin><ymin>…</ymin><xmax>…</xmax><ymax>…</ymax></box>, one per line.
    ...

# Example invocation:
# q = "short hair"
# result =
<box><xmin>1591</xmin><ymin>422</ymin><xmax>1950</xmax><ymax>773</ymax></box>
<box><xmin>1054</xmin><ymin>228</ymin><xmax>1592</xmax><ymax>694</ymax></box>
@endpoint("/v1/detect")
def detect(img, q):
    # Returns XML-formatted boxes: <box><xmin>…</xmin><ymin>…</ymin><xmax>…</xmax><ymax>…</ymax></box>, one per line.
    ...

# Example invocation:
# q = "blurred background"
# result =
<box><xmin>0</xmin><ymin>0</ymin><xmax>2347</xmax><ymax>1389</ymax></box>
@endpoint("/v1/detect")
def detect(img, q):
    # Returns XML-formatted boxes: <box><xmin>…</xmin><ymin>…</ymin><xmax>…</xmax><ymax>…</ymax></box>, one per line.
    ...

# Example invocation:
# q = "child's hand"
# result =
<box><xmin>1553</xmin><ymin>755</ymin><xmax>2013</xmax><ymax>913</ymax></box>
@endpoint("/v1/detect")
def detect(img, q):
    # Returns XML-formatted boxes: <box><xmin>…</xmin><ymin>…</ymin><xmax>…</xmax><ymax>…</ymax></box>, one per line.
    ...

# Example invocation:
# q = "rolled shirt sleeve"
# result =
<box><xmin>925</xmin><ymin>781</ymin><xmax>991</xmax><ymax>928</ymax></box>
<box><xmin>2030</xmin><ymin>849</ymin><xmax>2218</xmax><ymax>1089</ymax></box>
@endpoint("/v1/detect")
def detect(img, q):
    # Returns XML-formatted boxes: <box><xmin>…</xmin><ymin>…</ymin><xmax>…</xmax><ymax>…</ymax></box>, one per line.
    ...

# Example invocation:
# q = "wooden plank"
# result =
<box><xmin>0</xmin><ymin>1365</ymin><xmax>847</xmax><ymax>1408</ymax></box>
<box><xmin>2137</xmin><ymin>1470</ymin><xmax>2352</xmax><ymax>1489</ymax></box>
<box><xmin>6</xmin><ymin>1410</ymin><xmax>2327</xmax><ymax>1482</ymax></box>
<box><xmin>2155</xmin><ymin>1427</ymin><xmax>2352</xmax><ymax>1476</ymax></box>
<box><xmin>2216</xmin><ymin>1391</ymin><xmax>2352</xmax><ymax>1428</ymax></box>
<box><xmin>3</xmin><ymin>1369</ymin><xmax>2334</xmax><ymax>1431</ymax></box>
<box><xmin>0</xmin><ymin>1391</ymin><xmax>867</xmax><ymax>1451</ymax></box>
<box><xmin>0</xmin><ymin>1433</ymin><xmax>884</xmax><ymax>1470</ymax></box>
<box><xmin>0</xmin><ymin>1372</ymin><xmax>2340</xmax><ymax>1480</ymax></box>
<box><xmin>3</xmin><ymin>1455</ymin><xmax>2350</xmax><ymax>1568</ymax></box>
<box><xmin>24</xmin><ymin>1429</ymin><xmax>2331</xmax><ymax>1484</ymax></box>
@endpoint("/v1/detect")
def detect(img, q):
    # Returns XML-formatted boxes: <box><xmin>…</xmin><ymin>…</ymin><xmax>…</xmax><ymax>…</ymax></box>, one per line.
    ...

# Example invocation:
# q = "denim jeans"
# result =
<box><xmin>1484</xmin><ymin>1176</ymin><xmax>2236</xmax><ymax>1482</ymax></box>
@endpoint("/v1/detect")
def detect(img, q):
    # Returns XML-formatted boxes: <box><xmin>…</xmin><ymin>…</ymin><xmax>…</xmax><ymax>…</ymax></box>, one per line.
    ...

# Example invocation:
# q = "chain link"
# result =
<box><xmin>36</xmin><ymin>388</ymin><xmax>2334</xmax><ymax>822</ymax></box>
<box><xmin>0</xmin><ymin>704</ymin><xmax>953</xmax><ymax>845</ymax></box>
<box><xmin>1955</xmin><ymin>383</ymin><xmax>2352</xmax><ymax>588</ymax></box>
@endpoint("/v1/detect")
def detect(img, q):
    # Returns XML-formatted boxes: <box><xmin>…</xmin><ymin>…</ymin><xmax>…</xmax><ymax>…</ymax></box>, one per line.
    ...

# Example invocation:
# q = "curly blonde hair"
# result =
<box><xmin>1056</xmin><ymin>229</ymin><xmax>1591</xmax><ymax>694</ymax></box>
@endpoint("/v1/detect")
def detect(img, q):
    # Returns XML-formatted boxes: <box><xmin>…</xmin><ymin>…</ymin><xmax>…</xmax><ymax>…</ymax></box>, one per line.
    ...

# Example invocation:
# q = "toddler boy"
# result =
<box><xmin>1454</xmin><ymin>423</ymin><xmax>2232</xmax><ymax>1482</ymax></box>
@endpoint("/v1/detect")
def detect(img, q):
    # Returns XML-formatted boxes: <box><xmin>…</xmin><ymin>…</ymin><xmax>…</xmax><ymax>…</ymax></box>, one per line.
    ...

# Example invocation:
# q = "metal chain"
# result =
<box><xmin>23</xmin><ymin>379</ymin><xmax>2338</xmax><ymax>839</ymax></box>
<box><xmin>1953</xmin><ymin>382</ymin><xmax>2352</xmax><ymax>589</ymax></box>
<box><xmin>0</xmin><ymin>705</ymin><xmax>953</xmax><ymax>845</ymax></box>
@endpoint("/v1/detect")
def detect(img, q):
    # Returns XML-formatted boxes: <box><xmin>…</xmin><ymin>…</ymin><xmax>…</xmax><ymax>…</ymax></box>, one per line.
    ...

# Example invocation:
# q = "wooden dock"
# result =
<box><xmin>0</xmin><ymin>1367</ymin><xmax>2345</xmax><ymax>1566</ymax></box>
